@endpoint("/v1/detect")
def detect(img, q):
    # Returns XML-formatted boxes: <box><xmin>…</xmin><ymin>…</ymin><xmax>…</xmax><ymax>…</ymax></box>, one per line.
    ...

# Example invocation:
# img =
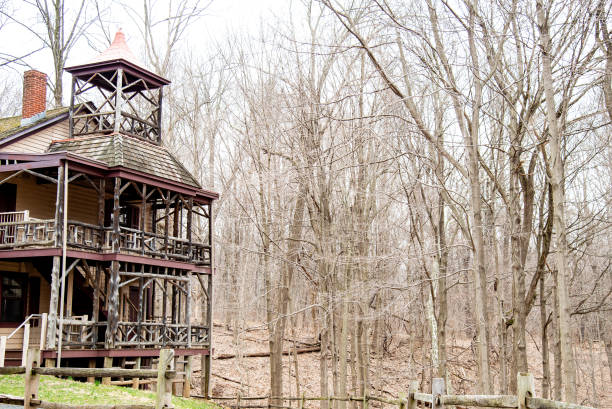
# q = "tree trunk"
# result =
<box><xmin>536</xmin><ymin>1</ymin><xmax>576</xmax><ymax>401</ymax></box>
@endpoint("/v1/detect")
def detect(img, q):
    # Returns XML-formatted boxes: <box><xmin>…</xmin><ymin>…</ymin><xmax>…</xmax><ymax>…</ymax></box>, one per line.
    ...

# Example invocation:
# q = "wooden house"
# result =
<box><xmin>0</xmin><ymin>30</ymin><xmax>216</xmax><ymax>395</ymax></box>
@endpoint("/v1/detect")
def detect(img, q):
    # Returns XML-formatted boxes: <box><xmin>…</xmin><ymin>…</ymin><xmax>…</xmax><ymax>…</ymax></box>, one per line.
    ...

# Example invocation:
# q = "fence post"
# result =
<box><xmin>0</xmin><ymin>335</ymin><xmax>6</xmax><ymax>367</ymax></box>
<box><xmin>398</xmin><ymin>392</ymin><xmax>406</xmax><ymax>409</ymax></box>
<box><xmin>432</xmin><ymin>378</ymin><xmax>445</xmax><ymax>409</ymax></box>
<box><xmin>156</xmin><ymin>348</ymin><xmax>174</xmax><ymax>409</ymax></box>
<box><xmin>517</xmin><ymin>372</ymin><xmax>535</xmax><ymax>409</ymax></box>
<box><xmin>102</xmin><ymin>356</ymin><xmax>113</xmax><ymax>385</ymax></box>
<box><xmin>182</xmin><ymin>355</ymin><xmax>192</xmax><ymax>397</ymax></box>
<box><xmin>24</xmin><ymin>348</ymin><xmax>41</xmax><ymax>409</ymax></box>
<box><xmin>407</xmin><ymin>381</ymin><xmax>418</xmax><ymax>409</ymax></box>
<box><xmin>22</xmin><ymin>322</ymin><xmax>30</xmax><ymax>366</ymax></box>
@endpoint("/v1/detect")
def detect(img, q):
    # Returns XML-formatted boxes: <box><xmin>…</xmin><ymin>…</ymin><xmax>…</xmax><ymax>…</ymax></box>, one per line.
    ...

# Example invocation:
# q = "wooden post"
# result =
<box><xmin>182</xmin><ymin>355</ymin><xmax>193</xmax><ymax>397</ymax></box>
<box><xmin>106</xmin><ymin>260</ymin><xmax>120</xmax><ymax>349</ymax></box>
<box><xmin>164</xmin><ymin>191</ymin><xmax>170</xmax><ymax>256</ymax></box>
<box><xmin>112</xmin><ymin>177</ymin><xmax>121</xmax><ymax>252</ymax></box>
<box><xmin>47</xmin><ymin>256</ymin><xmax>61</xmax><ymax>349</ymax></box>
<box><xmin>87</xmin><ymin>359</ymin><xmax>96</xmax><ymax>383</ymax></box>
<box><xmin>186</xmin><ymin>278</ymin><xmax>191</xmax><ymax>348</ymax></box>
<box><xmin>141</xmin><ymin>184</ymin><xmax>147</xmax><ymax>255</ymax></box>
<box><xmin>172</xmin><ymin>356</ymin><xmax>180</xmax><ymax>396</ymax></box>
<box><xmin>54</xmin><ymin>165</ymin><xmax>65</xmax><ymax>247</ymax></box>
<box><xmin>407</xmin><ymin>381</ymin><xmax>418</xmax><ymax>409</ymax></box>
<box><xmin>22</xmin><ymin>323</ymin><xmax>30</xmax><ymax>366</ymax></box>
<box><xmin>98</xmin><ymin>178</ymin><xmax>106</xmax><ymax>229</ymax></box>
<box><xmin>517</xmin><ymin>372</ymin><xmax>535</xmax><ymax>409</ymax></box>
<box><xmin>186</xmin><ymin>197</ymin><xmax>193</xmax><ymax>259</ymax></box>
<box><xmin>398</xmin><ymin>392</ymin><xmax>406</xmax><ymax>409</ymax></box>
<box><xmin>132</xmin><ymin>357</ymin><xmax>142</xmax><ymax>389</ymax></box>
<box><xmin>432</xmin><ymin>378</ymin><xmax>445</xmax><ymax>409</ymax></box>
<box><xmin>66</xmin><ymin>269</ymin><xmax>74</xmax><ymax>317</ymax></box>
<box><xmin>93</xmin><ymin>263</ymin><xmax>101</xmax><ymax>345</ymax></box>
<box><xmin>39</xmin><ymin>313</ymin><xmax>47</xmax><ymax>350</ymax></box>
<box><xmin>0</xmin><ymin>336</ymin><xmax>6</xmax><ymax>367</ymax></box>
<box><xmin>114</xmin><ymin>68</ymin><xmax>124</xmax><ymax>133</ymax></box>
<box><xmin>24</xmin><ymin>348</ymin><xmax>41</xmax><ymax>409</ymax></box>
<box><xmin>156</xmin><ymin>348</ymin><xmax>174</xmax><ymax>409</ymax></box>
<box><xmin>102</xmin><ymin>356</ymin><xmax>113</xmax><ymax>385</ymax></box>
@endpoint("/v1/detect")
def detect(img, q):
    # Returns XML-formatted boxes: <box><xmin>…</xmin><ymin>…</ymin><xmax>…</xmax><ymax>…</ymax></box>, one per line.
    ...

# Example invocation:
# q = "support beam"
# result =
<box><xmin>106</xmin><ymin>260</ymin><xmax>120</xmax><ymax>349</ymax></box>
<box><xmin>112</xmin><ymin>177</ymin><xmax>121</xmax><ymax>252</ymax></box>
<box><xmin>114</xmin><ymin>69</ymin><xmax>124</xmax><ymax>133</ymax></box>
<box><xmin>54</xmin><ymin>165</ymin><xmax>65</xmax><ymax>246</ymax></box>
<box><xmin>46</xmin><ymin>256</ymin><xmax>61</xmax><ymax>349</ymax></box>
<box><xmin>98</xmin><ymin>178</ymin><xmax>106</xmax><ymax>228</ymax></box>
<box><xmin>93</xmin><ymin>262</ymin><xmax>101</xmax><ymax>343</ymax></box>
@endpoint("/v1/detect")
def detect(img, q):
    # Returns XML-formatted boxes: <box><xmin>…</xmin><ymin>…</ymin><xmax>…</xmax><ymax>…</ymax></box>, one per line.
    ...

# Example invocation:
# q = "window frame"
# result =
<box><xmin>0</xmin><ymin>272</ymin><xmax>28</xmax><ymax>326</ymax></box>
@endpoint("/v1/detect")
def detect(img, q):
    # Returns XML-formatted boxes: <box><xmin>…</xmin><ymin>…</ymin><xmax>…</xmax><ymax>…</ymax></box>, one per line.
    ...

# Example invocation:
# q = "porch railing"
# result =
<box><xmin>0</xmin><ymin>213</ymin><xmax>210</xmax><ymax>264</ymax></box>
<box><xmin>0</xmin><ymin>219</ymin><xmax>55</xmax><ymax>249</ymax></box>
<box><xmin>54</xmin><ymin>319</ymin><xmax>209</xmax><ymax>348</ymax></box>
<box><xmin>116</xmin><ymin>226</ymin><xmax>211</xmax><ymax>264</ymax></box>
<box><xmin>115</xmin><ymin>321</ymin><xmax>209</xmax><ymax>347</ymax></box>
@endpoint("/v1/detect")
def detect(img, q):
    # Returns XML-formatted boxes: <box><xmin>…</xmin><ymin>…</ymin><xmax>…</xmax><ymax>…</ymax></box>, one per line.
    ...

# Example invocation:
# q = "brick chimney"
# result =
<box><xmin>21</xmin><ymin>70</ymin><xmax>47</xmax><ymax>126</ymax></box>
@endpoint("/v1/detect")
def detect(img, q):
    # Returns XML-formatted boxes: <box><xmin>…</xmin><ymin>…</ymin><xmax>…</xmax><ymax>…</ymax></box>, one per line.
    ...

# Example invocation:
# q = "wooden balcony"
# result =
<box><xmin>0</xmin><ymin>213</ymin><xmax>211</xmax><ymax>265</ymax></box>
<box><xmin>59</xmin><ymin>317</ymin><xmax>209</xmax><ymax>349</ymax></box>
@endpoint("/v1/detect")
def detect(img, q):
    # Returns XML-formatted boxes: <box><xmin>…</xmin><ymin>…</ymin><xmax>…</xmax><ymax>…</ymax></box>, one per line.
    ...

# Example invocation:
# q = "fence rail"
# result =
<box><xmin>209</xmin><ymin>373</ymin><xmax>598</xmax><ymax>409</ymax></box>
<box><xmin>0</xmin><ymin>348</ymin><xmax>176</xmax><ymax>409</ymax></box>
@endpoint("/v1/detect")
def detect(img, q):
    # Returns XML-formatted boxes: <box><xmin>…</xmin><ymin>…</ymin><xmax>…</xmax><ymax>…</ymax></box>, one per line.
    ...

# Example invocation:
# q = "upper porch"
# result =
<box><xmin>0</xmin><ymin>211</ymin><xmax>210</xmax><ymax>264</ymax></box>
<box><xmin>0</xmin><ymin>152</ymin><xmax>215</xmax><ymax>267</ymax></box>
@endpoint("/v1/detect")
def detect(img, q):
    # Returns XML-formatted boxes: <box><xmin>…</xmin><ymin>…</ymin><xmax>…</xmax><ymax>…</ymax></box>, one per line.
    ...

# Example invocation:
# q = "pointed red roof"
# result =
<box><xmin>88</xmin><ymin>29</ymin><xmax>141</xmax><ymax>66</ymax></box>
<box><xmin>65</xmin><ymin>29</ymin><xmax>170</xmax><ymax>89</ymax></box>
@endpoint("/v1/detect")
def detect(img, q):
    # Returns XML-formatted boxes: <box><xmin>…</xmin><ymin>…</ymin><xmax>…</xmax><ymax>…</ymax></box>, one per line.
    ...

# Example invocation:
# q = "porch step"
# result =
<box><xmin>2</xmin><ymin>350</ymin><xmax>23</xmax><ymax>367</ymax></box>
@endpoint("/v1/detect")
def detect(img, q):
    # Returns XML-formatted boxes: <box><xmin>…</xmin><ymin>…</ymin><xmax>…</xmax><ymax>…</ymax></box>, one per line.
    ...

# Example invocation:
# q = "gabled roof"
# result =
<box><xmin>47</xmin><ymin>133</ymin><xmax>201</xmax><ymax>188</ymax></box>
<box><xmin>0</xmin><ymin>107</ymin><xmax>69</xmax><ymax>146</ymax></box>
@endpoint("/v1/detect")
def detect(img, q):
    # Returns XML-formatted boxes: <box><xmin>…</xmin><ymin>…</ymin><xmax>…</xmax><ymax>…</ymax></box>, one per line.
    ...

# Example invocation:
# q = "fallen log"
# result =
<box><xmin>215</xmin><ymin>346</ymin><xmax>320</xmax><ymax>360</ymax></box>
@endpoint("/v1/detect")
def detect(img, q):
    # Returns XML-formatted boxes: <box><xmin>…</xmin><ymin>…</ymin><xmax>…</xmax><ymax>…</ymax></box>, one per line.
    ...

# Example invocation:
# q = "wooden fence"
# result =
<box><xmin>209</xmin><ymin>374</ymin><xmax>598</xmax><ymax>409</ymax></box>
<box><xmin>0</xmin><ymin>348</ymin><xmax>176</xmax><ymax>409</ymax></box>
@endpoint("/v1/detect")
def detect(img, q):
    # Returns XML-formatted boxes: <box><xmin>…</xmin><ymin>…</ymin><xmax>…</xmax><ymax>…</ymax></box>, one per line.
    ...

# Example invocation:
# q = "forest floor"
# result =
<box><xmin>193</xmin><ymin>322</ymin><xmax>611</xmax><ymax>408</ymax></box>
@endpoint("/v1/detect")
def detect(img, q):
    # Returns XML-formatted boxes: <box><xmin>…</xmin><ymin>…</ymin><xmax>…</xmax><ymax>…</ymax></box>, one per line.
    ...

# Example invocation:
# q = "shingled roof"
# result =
<box><xmin>0</xmin><ymin>107</ymin><xmax>69</xmax><ymax>144</ymax></box>
<box><xmin>48</xmin><ymin>134</ymin><xmax>201</xmax><ymax>188</ymax></box>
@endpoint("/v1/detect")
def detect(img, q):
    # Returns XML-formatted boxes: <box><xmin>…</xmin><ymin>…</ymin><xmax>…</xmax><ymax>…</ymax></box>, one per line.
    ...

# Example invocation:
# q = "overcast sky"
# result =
<box><xmin>1</xmin><ymin>0</ymin><xmax>290</xmax><ymax>92</ymax></box>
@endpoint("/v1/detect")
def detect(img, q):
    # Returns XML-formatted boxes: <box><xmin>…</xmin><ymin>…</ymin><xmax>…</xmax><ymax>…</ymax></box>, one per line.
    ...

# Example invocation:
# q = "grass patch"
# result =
<box><xmin>0</xmin><ymin>374</ymin><xmax>217</xmax><ymax>409</ymax></box>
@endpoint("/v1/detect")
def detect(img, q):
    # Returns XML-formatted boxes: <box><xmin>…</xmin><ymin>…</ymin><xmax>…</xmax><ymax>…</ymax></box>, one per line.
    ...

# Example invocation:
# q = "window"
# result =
<box><xmin>0</xmin><ymin>273</ymin><xmax>27</xmax><ymax>322</ymax></box>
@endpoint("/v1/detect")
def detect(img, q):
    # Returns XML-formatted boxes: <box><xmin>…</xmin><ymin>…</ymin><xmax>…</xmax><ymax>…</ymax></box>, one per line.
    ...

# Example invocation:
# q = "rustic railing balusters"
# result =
<box><xmin>0</xmin><ymin>214</ymin><xmax>210</xmax><ymax>264</ymax></box>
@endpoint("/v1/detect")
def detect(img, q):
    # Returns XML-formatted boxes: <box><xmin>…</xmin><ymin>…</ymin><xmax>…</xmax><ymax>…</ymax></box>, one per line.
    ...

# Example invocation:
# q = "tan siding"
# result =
<box><xmin>67</xmin><ymin>184</ymin><xmax>99</xmax><ymax>225</ymax></box>
<box><xmin>0</xmin><ymin>173</ymin><xmax>99</xmax><ymax>224</ymax></box>
<box><xmin>0</xmin><ymin>119</ymin><xmax>69</xmax><ymax>153</ymax></box>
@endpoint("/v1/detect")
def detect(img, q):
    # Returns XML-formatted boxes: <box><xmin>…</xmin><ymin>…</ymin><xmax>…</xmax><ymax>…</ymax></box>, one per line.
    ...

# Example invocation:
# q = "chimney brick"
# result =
<box><xmin>21</xmin><ymin>70</ymin><xmax>47</xmax><ymax>122</ymax></box>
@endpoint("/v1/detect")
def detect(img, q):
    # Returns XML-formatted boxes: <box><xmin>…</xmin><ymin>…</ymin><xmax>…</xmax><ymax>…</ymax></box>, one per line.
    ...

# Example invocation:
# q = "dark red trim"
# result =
<box><xmin>65</xmin><ymin>59</ymin><xmax>170</xmax><ymax>88</ymax></box>
<box><xmin>0</xmin><ymin>159</ymin><xmax>60</xmax><ymax>172</ymax></box>
<box><xmin>0</xmin><ymin>248</ymin><xmax>60</xmax><ymax>258</ymax></box>
<box><xmin>0</xmin><ymin>248</ymin><xmax>211</xmax><ymax>272</ymax></box>
<box><xmin>42</xmin><ymin>348</ymin><xmax>209</xmax><ymax>359</ymax></box>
